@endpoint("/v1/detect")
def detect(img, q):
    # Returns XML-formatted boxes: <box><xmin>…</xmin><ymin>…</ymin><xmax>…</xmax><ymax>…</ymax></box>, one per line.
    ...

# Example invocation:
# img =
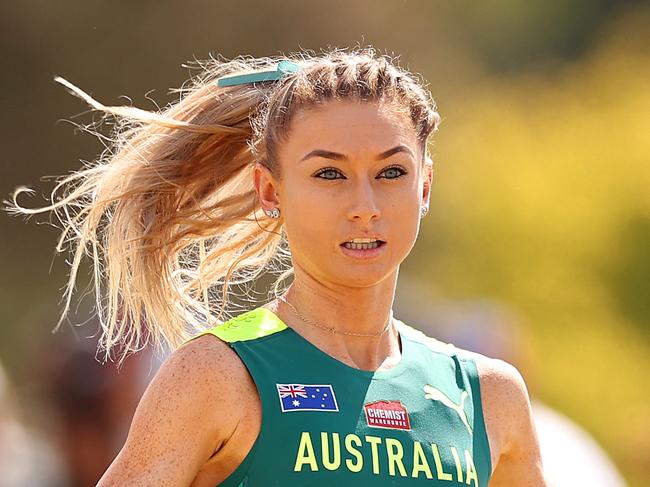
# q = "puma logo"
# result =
<box><xmin>423</xmin><ymin>384</ymin><xmax>473</xmax><ymax>435</ymax></box>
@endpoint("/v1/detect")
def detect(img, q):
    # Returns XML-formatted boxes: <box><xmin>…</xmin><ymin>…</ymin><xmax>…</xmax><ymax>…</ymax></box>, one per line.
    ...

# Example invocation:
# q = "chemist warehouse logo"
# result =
<box><xmin>364</xmin><ymin>400</ymin><xmax>411</xmax><ymax>430</ymax></box>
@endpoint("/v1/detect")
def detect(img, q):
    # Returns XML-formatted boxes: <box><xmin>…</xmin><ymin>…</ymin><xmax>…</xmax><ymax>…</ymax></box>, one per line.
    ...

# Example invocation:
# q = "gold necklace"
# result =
<box><xmin>276</xmin><ymin>294</ymin><xmax>394</xmax><ymax>337</ymax></box>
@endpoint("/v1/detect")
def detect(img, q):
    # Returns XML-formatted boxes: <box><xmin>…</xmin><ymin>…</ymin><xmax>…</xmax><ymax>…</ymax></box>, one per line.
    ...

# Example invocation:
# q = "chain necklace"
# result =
<box><xmin>276</xmin><ymin>294</ymin><xmax>394</xmax><ymax>337</ymax></box>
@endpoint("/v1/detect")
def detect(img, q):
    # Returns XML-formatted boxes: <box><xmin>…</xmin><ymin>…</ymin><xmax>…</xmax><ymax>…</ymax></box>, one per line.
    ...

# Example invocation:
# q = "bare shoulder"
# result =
<box><xmin>468</xmin><ymin>352</ymin><xmax>547</xmax><ymax>485</ymax></box>
<box><xmin>156</xmin><ymin>332</ymin><xmax>253</xmax><ymax>428</ymax></box>
<box><xmin>458</xmin><ymin>349</ymin><xmax>529</xmax><ymax>458</ymax></box>
<box><xmin>97</xmin><ymin>334</ymin><xmax>256</xmax><ymax>486</ymax></box>
<box><xmin>173</xmin><ymin>331</ymin><xmax>255</xmax><ymax>398</ymax></box>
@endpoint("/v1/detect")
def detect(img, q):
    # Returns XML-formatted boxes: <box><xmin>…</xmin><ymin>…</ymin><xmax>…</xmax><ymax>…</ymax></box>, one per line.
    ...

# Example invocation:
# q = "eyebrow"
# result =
<box><xmin>299</xmin><ymin>145</ymin><xmax>414</xmax><ymax>163</ymax></box>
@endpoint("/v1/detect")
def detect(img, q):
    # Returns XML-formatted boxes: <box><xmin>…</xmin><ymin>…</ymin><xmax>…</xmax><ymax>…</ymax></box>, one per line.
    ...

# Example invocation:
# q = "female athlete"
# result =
<box><xmin>6</xmin><ymin>47</ymin><xmax>550</xmax><ymax>486</ymax></box>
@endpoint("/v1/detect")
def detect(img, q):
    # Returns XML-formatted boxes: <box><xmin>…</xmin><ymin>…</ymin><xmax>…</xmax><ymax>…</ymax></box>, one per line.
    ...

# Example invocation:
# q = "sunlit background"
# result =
<box><xmin>1</xmin><ymin>1</ymin><xmax>648</xmax><ymax>486</ymax></box>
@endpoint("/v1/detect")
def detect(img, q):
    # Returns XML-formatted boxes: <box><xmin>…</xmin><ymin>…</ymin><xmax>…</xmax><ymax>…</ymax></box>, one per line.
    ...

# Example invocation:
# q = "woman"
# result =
<box><xmin>6</xmin><ymin>48</ymin><xmax>550</xmax><ymax>486</ymax></box>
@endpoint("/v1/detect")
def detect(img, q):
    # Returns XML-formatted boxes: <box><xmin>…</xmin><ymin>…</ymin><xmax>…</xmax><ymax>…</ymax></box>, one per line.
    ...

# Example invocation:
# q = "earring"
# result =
<box><xmin>265</xmin><ymin>208</ymin><xmax>281</xmax><ymax>218</ymax></box>
<box><xmin>420</xmin><ymin>205</ymin><xmax>429</xmax><ymax>218</ymax></box>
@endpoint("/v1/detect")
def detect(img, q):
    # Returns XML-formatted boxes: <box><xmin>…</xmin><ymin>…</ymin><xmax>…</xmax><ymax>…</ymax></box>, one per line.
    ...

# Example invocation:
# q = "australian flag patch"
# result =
<box><xmin>276</xmin><ymin>383</ymin><xmax>339</xmax><ymax>412</ymax></box>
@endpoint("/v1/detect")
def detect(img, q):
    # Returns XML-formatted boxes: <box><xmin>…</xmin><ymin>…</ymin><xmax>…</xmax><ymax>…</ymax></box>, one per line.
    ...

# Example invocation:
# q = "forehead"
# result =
<box><xmin>281</xmin><ymin>99</ymin><xmax>418</xmax><ymax>160</ymax></box>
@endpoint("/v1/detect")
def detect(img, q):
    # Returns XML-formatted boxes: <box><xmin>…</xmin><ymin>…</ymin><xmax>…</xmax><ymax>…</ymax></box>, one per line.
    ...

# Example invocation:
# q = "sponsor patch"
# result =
<box><xmin>277</xmin><ymin>384</ymin><xmax>339</xmax><ymax>412</ymax></box>
<box><xmin>364</xmin><ymin>400</ymin><xmax>411</xmax><ymax>430</ymax></box>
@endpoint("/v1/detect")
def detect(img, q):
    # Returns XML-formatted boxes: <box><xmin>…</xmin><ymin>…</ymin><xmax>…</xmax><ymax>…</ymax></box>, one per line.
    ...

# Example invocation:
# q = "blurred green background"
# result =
<box><xmin>1</xmin><ymin>1</ymin><xmax>648</xmax><ymax>485</ymax></box>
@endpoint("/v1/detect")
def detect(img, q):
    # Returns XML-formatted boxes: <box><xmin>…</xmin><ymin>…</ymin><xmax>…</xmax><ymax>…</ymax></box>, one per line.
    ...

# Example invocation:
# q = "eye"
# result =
<box><xmin>379</xmin><ymin>165</ymin><xmax>408</xmax><ymax>179</ymax></box>
<box><xmin>313</xmin><ymin>167</ymin><xmax>344</xmax><ymax>180</ymax></box>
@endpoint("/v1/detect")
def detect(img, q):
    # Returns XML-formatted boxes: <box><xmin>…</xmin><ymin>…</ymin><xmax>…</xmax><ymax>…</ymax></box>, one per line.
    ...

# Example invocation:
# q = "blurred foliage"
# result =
<box><xmin>1</xmin><ymin>1</ymin><xmax>648</xmax><ymax>485</ymax></box>
<box><xmin>448</xmin><ymin>0</ymin><xmax>645</xmax><ymax>71</ymax></box>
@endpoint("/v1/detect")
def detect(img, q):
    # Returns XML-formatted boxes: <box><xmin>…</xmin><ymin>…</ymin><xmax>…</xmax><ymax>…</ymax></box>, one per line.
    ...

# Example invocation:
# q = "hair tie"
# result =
<box><xmin>217</xmin><ymin>60</ymin><xmax>301</xmax><ymax>87</ymax></box>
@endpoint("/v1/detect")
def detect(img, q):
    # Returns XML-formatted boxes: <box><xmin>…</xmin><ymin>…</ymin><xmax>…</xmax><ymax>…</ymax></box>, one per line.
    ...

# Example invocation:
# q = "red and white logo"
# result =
<box><xmin>364</xmin><ymin>400</ymin><xmax>411</xmax><ymax>431</ymax></box>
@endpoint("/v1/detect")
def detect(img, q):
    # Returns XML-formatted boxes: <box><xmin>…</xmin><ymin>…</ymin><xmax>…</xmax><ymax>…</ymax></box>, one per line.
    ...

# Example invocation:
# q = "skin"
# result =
<box><xmin>96</xmin><ymin>98</ymin><xmax>551</xmax><ymax>486</ymax></box>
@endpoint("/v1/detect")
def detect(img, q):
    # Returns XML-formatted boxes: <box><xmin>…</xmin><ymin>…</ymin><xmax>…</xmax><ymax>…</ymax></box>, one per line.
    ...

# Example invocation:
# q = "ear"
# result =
<box><xmin>422</xmin><ymin>155</ymin><xmax>434</xmax><ymax>207</ymax></box>
<box><xmin>253</xmin><ymin>163</ymin><xmax>281</xmax><ymax>213</ymax></box>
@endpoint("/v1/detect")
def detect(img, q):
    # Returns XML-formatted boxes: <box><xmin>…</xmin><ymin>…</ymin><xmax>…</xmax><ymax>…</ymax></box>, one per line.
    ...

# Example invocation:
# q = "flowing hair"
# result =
<box><xmin>4</xmin><ymin>46</ymin><xmax>441</xmax><ymax>366</ymax></box>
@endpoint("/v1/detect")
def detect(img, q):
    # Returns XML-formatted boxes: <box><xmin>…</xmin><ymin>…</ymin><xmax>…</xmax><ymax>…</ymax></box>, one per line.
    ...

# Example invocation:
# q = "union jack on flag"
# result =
<box><xmin>276</xmin><ymin>383</ymin><xmax>339</xmax><ymax>412</ymax></box>
<box><xmin>277</xmin><ymin>384</ymin><xmax>308</xmax><ymax>399</ymax></box>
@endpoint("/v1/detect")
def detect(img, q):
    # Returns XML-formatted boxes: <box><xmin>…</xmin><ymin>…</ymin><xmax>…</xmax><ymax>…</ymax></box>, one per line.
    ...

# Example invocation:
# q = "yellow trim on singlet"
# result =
<box><xmin>185</xmin><ymin>307</ymin><xmax>288</xmax><ymax>345</ymax></box>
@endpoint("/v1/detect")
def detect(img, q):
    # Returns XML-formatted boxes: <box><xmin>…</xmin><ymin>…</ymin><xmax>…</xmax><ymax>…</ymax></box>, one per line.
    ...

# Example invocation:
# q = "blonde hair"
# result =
<box><xmin>4</xmin><ymin>46</ymin><xmax>441</xmax><ymax>366</ymax></box>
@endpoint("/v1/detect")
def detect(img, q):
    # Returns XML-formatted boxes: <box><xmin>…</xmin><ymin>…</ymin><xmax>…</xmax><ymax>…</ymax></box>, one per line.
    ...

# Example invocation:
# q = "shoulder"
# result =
<box><xmin>172</xmin><ymin>331</ymin><xmax>256</xmax><ymax>406</ymax></box>
<box><xmin>161</xmin><ymin>332</ymin><xmax>263</xmax><ymax>454</ymax></box>
<box><xmin>144</xmin><ymin>331</ymin><xmax>260</xmax><ymax>452</ymax></box>
<box><xmin>97</xmin><ymin>333</ymin><xmax>256</xmax><ymax>485</ymax></box>
<box><xmin>465</xmin><ymin>351</ymin><xmax>532</xmax><ymax>455</ymax></box>
<box><xmin>463</xmin><ymin>351</ymin><xmax>545</xmax><ymax>482</ymax></box>
<box><xmin>156</xmin><ymin>333</ymin><xmax>254</xmax><ymax>433</ymax></box>
<box><xmin>396</xmin><ymin>319</ymin><xmax>535</xmax><ymax>466</ymax></box>
<box><xmin>174</xmin><ymin>329</ymin><xmax>246</xmax><ymax>373</ymax></box>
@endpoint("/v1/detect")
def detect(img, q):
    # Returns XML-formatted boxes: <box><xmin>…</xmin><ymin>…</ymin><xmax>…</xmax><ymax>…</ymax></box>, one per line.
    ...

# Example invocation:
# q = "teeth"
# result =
<box><xmin>348</xmin><ymin>238</ymin><xmax>379</xmax><ymax>243</ymax></box>
<box><xmin>344</xmin><ymin>241</ymin><xmax>380</xmax><ymax>250</ymax></box>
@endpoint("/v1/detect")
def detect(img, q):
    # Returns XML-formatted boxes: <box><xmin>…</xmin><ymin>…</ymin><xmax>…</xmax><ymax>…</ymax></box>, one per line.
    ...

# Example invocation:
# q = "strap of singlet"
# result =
<box><xmin>459</xmin><ymin>354</ymin><xmax>493</xmax><ymax>480</ymax></box>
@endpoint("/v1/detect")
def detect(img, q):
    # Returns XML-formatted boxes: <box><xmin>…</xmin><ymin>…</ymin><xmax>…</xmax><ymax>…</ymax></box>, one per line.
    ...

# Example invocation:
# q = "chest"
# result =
<box><xmin>241</xmin><ymin>366</ymin><xmax>489</xmax><ymax>486</ymax></box>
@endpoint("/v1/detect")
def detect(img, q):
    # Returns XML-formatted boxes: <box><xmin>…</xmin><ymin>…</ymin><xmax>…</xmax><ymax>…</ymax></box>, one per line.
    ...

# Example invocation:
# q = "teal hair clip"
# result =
<box><xmin>217</xmin><ymin>59</ymin><xmax>301</xmax><ymax>87</ymax></box>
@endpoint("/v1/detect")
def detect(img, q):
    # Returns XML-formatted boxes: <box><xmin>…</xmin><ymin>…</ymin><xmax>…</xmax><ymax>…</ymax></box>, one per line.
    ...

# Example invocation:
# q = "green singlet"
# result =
<box><xmin>182</xmin><ymin>306</ymin><xmax>493</xmax><ymax>486</ymax></box>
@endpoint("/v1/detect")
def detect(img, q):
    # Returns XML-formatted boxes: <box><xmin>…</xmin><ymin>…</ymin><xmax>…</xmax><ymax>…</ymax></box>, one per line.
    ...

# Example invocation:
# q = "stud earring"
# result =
<box><xmin>420</xmin><ymin>205</ymin><xmax>429</xmax><ymax>218</ymax></box>
<box><xmin>265</xmin><ymin>208</ymin><xmax>280</xmax><ymax>219</ymax></box>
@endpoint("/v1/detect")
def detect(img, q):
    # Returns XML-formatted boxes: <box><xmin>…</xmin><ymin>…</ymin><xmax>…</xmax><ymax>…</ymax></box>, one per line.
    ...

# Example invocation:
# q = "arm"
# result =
<box><xmin>480</xmin><ymin>358</ymin><xmax>551</xmax><ymax>487</ymax></box>
<box><xmin>96</xmin><ymin>335</ymin><xmax>245</xmax><ymax>487</ymax></box>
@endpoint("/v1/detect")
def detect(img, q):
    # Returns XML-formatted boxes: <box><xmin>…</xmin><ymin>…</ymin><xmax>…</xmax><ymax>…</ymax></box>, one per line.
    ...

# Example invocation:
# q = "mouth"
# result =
<box><xmin>339</xmin><ymin>239</ymin><xmax>387</xmax><ymax>259</ymax></box>
<box><xmin>340</xmin><ymin>240</ymin><xmax>386</xmax><ymax>250</ymax></box>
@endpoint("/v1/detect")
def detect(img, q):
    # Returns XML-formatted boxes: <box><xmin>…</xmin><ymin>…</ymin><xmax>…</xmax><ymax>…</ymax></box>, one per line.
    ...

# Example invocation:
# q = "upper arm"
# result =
<box><xmin>96</xmin><ymin>335</ymin><xmax>245</xmax><ymax>487</ymax></box>
<box><xmin>477</xmin><ymin>357</ymin><xmax>550</xmax><ymax>487</ymax></box>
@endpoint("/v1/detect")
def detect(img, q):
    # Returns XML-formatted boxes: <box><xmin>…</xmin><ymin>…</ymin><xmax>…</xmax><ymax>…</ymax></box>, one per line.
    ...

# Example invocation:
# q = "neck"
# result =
<box><xmin>270</xmin><ymin>266</ymin><xmax>402</xmax><ymax>372</ymax></box>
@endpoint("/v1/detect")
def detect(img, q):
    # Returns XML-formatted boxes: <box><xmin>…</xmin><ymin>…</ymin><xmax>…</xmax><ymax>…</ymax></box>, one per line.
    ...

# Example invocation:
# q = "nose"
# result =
<box><xmin>346</xmin><ymin>179</ymin><xmax>381</xmax><ymax>223</ymax></box>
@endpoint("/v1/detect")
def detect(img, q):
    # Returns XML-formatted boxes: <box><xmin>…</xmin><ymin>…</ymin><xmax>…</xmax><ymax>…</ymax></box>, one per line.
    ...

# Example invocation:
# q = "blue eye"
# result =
<box><xmin>314</xmin><ymin>168</ymin><xmax>343</xmax><ymax>180</ymax></box>
<box><xmin>381</xmin><ymin>166</ymin><xmax>407</xmax><ymax>179</ymax></box>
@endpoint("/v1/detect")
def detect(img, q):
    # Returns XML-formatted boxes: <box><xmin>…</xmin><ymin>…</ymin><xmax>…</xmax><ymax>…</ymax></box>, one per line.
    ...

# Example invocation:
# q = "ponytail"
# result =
<box><xmin>5</xmin><ymin>56</ymin><xmax>292</xmax><ymax>366</ymax></box>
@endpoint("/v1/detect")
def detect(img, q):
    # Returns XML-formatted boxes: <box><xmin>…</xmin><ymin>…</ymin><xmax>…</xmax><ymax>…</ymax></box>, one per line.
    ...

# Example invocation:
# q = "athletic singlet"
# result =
<box><xmin>182</xmin><ymin>306</ymin><xmax>492</xmax><ymax>486</ymax></box>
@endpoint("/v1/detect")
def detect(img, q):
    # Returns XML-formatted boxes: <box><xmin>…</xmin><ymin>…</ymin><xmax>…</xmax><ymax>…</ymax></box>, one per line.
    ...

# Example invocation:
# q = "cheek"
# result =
<box><xmin>282</xmin><ymin>190</ymin><xmax>336</xmax><ymax>249</ymax></box>
<box><xmin>387</xmin><ymin>198</ymin><xmax>421</xmax><ymax>246</ymax></box>
<box><xmin>284</xmin><ymin>185</ymin><xmax>332</xmax><ymax>225</ymax></box>
<box><xmin>385</xmin><ymin>190</ymin><xmax>420</xmax><ymax>220</ymax></box>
